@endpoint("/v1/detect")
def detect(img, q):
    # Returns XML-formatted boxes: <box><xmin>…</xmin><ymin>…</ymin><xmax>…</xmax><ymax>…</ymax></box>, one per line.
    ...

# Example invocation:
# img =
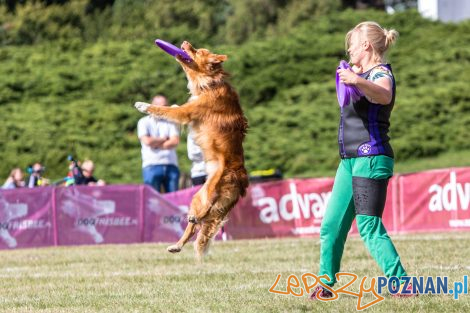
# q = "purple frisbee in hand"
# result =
<box><xmin>155</xmin><ymin>39</ymin><xmax>192</xmax><ymax>62</ymax></box>
<box><xmin>336</xmin><ymin>60</ymin><xmax>363</xmax><ymax>107</ymax></box>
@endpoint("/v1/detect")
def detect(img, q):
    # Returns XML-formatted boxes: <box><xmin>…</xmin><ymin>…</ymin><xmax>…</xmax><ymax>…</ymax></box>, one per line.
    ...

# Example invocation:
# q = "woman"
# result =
<box><xmin>311</xmin><ymin>21</ymin><xmax>416</xmax><ymax>299</ymax></box>
<box><xmin>2</xmin><ymin>168</ymin><xmax>25</xmax><ymax>189</ymax></box>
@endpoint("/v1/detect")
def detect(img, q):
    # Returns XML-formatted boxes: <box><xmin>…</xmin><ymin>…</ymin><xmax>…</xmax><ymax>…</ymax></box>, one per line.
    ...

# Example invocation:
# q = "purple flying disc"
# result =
<box><xmin>155</xmin><ymin>39</ymin><xmax>192</xmax><ymax>62</ymax></box>
<box><xmin>336</xmin><ymin>60</ymin><xmax>363</xmax><ymax>107</ymax></box>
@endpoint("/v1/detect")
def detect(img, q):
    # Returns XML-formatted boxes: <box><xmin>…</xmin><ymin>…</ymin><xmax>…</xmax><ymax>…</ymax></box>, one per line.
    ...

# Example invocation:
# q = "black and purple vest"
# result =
<box><xmin>338</xmin><ymin>64</ymin><xmax>395</xmax><ymax>159</ymax></box>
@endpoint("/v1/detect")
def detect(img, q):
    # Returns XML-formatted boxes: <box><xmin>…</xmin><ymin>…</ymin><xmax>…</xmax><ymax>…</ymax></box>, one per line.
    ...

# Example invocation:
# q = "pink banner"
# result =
<box><xmin>55</xmin><ymin>185</ymin><xmax>142</xmax><ymax>245</ymax></box>
<box><xmin>0</xmin><ymin>187</ymin><xmax>54</xmax><ymax>249</ymax></box>
<box><xmin>159</xmin><ymin>177</ymin><xmax>405</xmax><ymax>239</ymax></box>
<box><xmin>398</xmin><ymin>168</ymin><xmax>470</xmax><ymax>233</ymax></box>
<box><xmin>143</xmin><ymin>186</ymin><xmax>195</xmax><ymax>243</ymax></box>
<box><xmin>222</xmin><ymin>177</ymin><xmax>395</xmax><ymax>239</ymax></box>
<box><xmin>0</xmin><ymin>167</ymin><xmax>468</xmax><ymax>249</ymax></box>
<box><xmin>227</xmin><ymin>178</ymin><xmax>334</xmax><ymax>238</ymax></box>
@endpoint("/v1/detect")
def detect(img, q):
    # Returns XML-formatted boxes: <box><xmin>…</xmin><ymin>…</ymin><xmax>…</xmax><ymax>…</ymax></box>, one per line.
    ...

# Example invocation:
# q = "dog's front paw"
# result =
<box><xmin>167</xmin><ymin>244</ymin><xmax>182</xmax><ymax>253</ymax></box>
<box><xmin>134</xmin><ymin>101</ymin><xmax>151</xmax><ymax>113</ymax></box>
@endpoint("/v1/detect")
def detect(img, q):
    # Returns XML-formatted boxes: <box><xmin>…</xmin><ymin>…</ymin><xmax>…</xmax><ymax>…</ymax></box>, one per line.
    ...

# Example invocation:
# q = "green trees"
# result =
<box><xmin>0</xmin><ymin>1</ymin><xmax>469</xmax><ymax>183</ymax></box>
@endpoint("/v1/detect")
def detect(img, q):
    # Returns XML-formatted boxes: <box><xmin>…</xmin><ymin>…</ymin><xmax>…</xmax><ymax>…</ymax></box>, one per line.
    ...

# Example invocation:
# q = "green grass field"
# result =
<box><xmin>1</xmin><ymin>233</ymin><xmax>470</xmax><ymax>312</ymax></box>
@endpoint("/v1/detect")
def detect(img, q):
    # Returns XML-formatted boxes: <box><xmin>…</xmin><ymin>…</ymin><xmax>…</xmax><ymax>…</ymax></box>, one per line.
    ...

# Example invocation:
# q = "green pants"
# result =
<box><xmin>318</xmin><ymin>155</ymin><xmax>407</xmax><ymax>286</ymax></box>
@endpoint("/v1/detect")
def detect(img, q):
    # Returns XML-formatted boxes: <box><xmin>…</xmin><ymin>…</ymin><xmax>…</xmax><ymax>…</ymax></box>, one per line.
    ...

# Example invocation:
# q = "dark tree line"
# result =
<box><xmin>1</xmin><ymin>0</ymin><xmax>416</xmax><ymax>13</ymax></box>
<box><xmin>342</xmin><ymin>0</ymin><xmax>417</xmax><ymax>10</ymax></box>
<box><xmin>0</xmin><ymin>0</ymin><xmax>115</xmax><ymax>13</ymax></box>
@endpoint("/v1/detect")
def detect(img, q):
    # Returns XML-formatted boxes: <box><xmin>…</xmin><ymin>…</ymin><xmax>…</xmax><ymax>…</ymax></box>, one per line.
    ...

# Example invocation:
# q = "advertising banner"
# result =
<box><xmin>0</xmin><ymin>167</ymin><xmax>468</xmax><ymax>249</ymax></box>
<box><xmin>0</xmin><ymin>187</ymin><xmax>54</xmax><ymax>249</ymax></box>
<box><xmin>212</xmin><ymin>177</ymin><xmax>395</xmax><ymax>239</ymax></box>
<box><xmin>398</xmin><ymin>168</ymin><xmax>470</xmax><ymax>233</ymax></box>
<box><xmin>143</xmin><ymin>186</ymin><xmax>195</xmax><ymax>243</ymax></box>
<box><xmin>55</xmin><ymin>185</ymin><xmax>142</xmax><ymax>245</ymax></box>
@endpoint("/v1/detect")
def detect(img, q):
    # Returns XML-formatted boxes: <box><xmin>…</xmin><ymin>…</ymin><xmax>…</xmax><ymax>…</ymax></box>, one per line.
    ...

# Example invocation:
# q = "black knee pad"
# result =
<box><xmin>352</xmin><ymin>176</ymin><xmax>389</xmax><ymax>217</ymax></box>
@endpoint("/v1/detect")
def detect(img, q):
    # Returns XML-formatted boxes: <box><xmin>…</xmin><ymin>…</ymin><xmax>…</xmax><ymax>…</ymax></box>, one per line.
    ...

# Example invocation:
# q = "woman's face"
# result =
<box><xmin>348</xmin><ymin>31</ymin><xmax>365</xmax><ymax>65</ymax></box>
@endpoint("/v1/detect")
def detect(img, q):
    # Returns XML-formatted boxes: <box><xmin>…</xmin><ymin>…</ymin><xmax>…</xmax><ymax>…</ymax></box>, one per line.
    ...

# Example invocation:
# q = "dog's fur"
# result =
<box><xmin>135</xmin><ymin>41</ymin><xmax>249</xmax><ymax>259</ymax></box>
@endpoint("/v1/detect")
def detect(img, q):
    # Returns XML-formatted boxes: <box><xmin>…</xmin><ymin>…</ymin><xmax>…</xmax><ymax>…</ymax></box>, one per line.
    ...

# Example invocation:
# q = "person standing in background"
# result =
<box><xmin>187</xmin><ymin>129</ymin><xmax>207</xmax><ymax>186</ymax></box>
<box><xmin>137</xmin><ymin>95</ymin><xmax>180</xmax><ymax>193</ymax></box>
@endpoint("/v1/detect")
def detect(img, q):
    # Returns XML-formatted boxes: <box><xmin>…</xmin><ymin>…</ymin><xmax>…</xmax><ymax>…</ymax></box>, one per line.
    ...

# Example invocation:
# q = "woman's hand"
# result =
<box><xmin>337</xmin><ymin>68</ymin><xmax>359</xmax><ymax>85</ymax></box>
<box><xmin>337</xmin><ymin>67</ymin><xmax>393</xmax><ymax>105</ymax></box>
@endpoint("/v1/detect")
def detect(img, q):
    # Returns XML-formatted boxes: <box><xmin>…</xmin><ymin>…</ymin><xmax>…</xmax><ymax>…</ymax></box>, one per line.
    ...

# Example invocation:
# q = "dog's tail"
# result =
<box><xmin>239</xmin><ymin>170</ymin><xmax>250</xmax><ymax>197</ymax></box>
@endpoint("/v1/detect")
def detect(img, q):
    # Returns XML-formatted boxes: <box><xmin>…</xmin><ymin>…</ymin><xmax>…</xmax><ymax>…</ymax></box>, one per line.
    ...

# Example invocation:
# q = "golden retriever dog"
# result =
<box><xmin>135</xmin><ymin>41</ymin><xmax>249</xmax><ymax>259</ymax></box>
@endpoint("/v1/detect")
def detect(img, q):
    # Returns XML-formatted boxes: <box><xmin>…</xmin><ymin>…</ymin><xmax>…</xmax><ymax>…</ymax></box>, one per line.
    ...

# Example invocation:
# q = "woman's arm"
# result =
<box><xmin>337</xmin><ymin>68</ymin><xmax>393</xmax><ymax>105</ymax></box>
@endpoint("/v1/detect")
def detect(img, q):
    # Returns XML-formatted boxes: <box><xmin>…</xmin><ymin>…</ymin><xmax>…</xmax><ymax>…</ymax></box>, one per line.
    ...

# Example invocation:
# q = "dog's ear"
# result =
<box><xmin>210</xmin><ymin>54</ymin><xmax>228</xmax><ymax>64</ymax></box>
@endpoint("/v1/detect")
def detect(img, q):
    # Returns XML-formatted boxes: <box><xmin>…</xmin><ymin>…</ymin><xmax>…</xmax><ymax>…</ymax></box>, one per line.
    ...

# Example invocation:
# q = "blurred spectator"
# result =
<box><xmin>66</xmin><ymin>158</ymin><xmax>83</xmax><ymax>186</ymax></box>
<box><xmin>74</xmin><ymin>160</ymin><xmax>106</xmax><ymax>186</ymax></box>
<box><xmin>138</xmin><ymin>95</ymin><xmax>180</xmax><ymax>193</ymax></box>
<box><xmin>27</xmin><ymin>162</ymin><xmax>49</xmax><ymax>188</ymax></box>
<box><xmin>187</xmin><ymin>128</ymin><xmax>207</xmax><ymax>186</ymax></box>
<box><xmin>2</xmin><ymin>168</ymin><xmax>25</xmax><ymax>189</ymax></box>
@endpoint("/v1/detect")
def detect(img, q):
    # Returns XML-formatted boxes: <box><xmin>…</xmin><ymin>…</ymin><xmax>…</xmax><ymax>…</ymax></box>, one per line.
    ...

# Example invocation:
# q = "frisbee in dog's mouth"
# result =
<box><xmin>155</xmin><ymin>39</ymin><xmax>192</xmax><ymax>62</ymax></box>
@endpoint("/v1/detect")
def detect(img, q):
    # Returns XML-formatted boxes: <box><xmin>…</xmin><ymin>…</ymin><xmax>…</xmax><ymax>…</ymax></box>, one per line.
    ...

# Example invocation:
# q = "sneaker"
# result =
<box><xmin>309</xmin><ymin>286</ymin><xmax>334</xmax><ymax>300</ymax></box>
<box><xmin>391</xmin><ymin>282</ymin><xmax>418</xmax><ymax>298</ymax></box>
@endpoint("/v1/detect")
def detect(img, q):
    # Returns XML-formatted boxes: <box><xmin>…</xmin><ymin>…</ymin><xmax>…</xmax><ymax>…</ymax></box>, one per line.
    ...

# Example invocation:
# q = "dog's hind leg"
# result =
<box><xmin>194</xmin><ymin>219</ymin><xmax>223</xmax><ymax>261</ymax></box>
<box><xmin>167</xmin><ymin>222</ymin><xmax>198</xmax><ymax>253</ymax></box>
<box><xmin>167</xmin><ymin>190</ymin><xmax>206</xmax><ymax>253</ymax></box>
<box><xmin>194</xmin><ymin>197</ymin><xmax>238</xmax><ymax>260</ymax></box>
<box><xmin>188</xmin><ymin>159</ymin><xmax>224</xmax><ymax>223</ymax></box>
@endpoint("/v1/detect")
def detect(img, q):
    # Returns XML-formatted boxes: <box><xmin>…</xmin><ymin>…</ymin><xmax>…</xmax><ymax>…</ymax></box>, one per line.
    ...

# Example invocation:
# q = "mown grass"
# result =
<box><xmin>1</xmin><ymin>233</ymin><xmax>470</xmax><ymax>312</ymax></box>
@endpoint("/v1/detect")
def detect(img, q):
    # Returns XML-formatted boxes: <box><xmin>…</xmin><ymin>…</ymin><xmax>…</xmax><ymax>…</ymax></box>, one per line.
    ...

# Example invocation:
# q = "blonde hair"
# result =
<box><xmin>345</xmin><ymin>21</ymin><xmax>399</xmax><ymax>63</ymax></box>
<box><xmin>9</xmin><ymin>168</ymin><xmax>22</xmax><ymax>178</ymax></box>
<box><xmin>3</xmin><ymin>168</ymin><xmax>23</xmax><ymax>186</ymax></box>
<box><xmin>81</xmin><ymin>160</ymin><xmax>95</xmax><ymax>172</ymax></box>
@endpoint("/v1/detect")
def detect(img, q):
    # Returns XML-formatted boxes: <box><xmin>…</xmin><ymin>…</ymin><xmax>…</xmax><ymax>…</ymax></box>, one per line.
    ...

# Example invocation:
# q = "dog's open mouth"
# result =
<box><xmin>177</xmin><ymin>54</ymin><xmax>193</xmax><ymax>64</ymax></box>
<box><xmin>176</xmin><ymin>51</ymin><xmax>192</xmax><ymax>65</ymax></box>
<box><xmin>175</xmin><ymin>52</ymin><xmax>193</xmax><ymax>65</ymax></box>
<box><xmin>180</xmin><ymin>41</ymin><xmax>196</xmax><ymax>63</ymax></box>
